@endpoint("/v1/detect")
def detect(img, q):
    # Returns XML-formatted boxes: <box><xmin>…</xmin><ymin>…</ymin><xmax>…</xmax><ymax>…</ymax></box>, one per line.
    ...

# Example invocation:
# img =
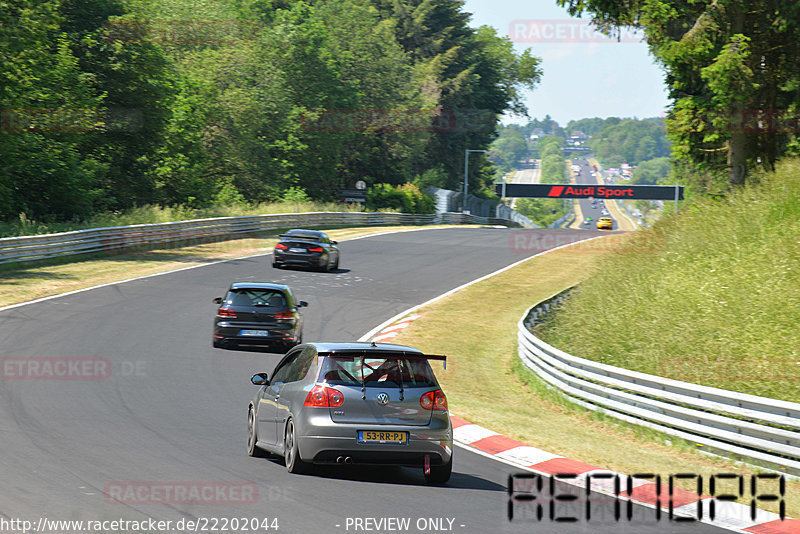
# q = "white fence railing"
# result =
<box><xmin>0</xmin><ymin>211</ymin><xmax>521</xmax><ymax>266</ymax></box>
<box><xmin>518</xmin><ymin>288</ymin><xmax>800</xmax><ymax>476</ymax></box>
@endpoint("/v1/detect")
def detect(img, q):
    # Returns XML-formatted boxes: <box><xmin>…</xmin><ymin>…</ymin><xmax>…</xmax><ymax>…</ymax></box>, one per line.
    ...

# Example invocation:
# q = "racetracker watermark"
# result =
<box><xmin>104</xmin><ymin>19</ymin><xmax>259</xmax><ymax>45</ymax></box>
<box><xmin>508</xmin><ymin>230</ymin><xmax>664</xmax><ymax>255</ymax></box>
<box><xmin>508</xmin><ymin>20</ymin><xmax>643</xmax><ymax>43</ymax></box>
<box><xmin>104</xmin><ymin>482</ymin><xmax>259</xmax><ymax>505</ymax></box>
<box><xmin>299</xmin><ymin>108</ymin><xmax>495</xmax><ymax>133</ymax></box>
<box><xmin>0</xmin><ymin>108</ymin><xmax>142</xmax><ymax>133</ymax></box>
<box><xmin>508</xmin><ymin>472</ymin><xmax>786</xmax><ymax>523</ymax></box>
<box><xmin>1</xmin><ymin>357</ymin><xmax>147</xmax><ymax>379</ymax></box>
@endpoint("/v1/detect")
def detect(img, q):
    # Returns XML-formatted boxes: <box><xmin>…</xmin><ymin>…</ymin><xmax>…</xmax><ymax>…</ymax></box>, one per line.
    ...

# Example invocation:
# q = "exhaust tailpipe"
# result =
<box><xmin>336</xmin><ymin>456</ymin><xmax>345</xmax><ymax>463</ymax></box>
<box><xmin>344</xmin><ymin>456</ymin><xmax>353</xmax><ymax>464</ymax></box>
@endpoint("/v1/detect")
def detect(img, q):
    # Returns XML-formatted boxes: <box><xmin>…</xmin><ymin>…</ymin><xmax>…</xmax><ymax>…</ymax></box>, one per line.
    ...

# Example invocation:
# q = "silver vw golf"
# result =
<box><xmin>247</xmin><ymin>342</ymin><xmax>453</xmax><ymax>483</ymax></box>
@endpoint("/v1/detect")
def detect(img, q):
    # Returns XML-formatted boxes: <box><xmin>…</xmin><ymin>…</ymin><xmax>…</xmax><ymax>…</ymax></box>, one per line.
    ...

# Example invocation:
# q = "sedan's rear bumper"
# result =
<box><xmin>274</xmin><ymin>251</ymin><xmax>327</xmax><ymax>267</ymax></box>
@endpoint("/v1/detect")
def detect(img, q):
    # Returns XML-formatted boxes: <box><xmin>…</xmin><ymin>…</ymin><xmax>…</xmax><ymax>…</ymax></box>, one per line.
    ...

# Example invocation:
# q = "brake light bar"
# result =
<box><xmin>217</xmin><ymin>308</ymin><xmax>237</xmax><ymax>317</ymax></box>
<box><xmin>273</xmin><ymin>311</ymin><xmax>294</xmax><ymax>319</ymax></box>
<box><xmin>275</xmin><ymin>243</ymin><xmax>288</xmax><ymax>250</ymax></box>
<box><xmin>307</xmin><ymin>247</ymin><xmax>323</xmax><ymax>252</ymax></box>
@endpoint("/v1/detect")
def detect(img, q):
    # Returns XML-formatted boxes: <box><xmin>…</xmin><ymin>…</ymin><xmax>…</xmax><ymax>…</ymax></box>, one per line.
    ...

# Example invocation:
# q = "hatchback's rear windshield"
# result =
<box><xmin>225</xmin><ymin>289</ymin><xmax>287</xmax><ymax>308</ymax></box>
<box><xmin>320</xmin><ymin>355</ymin><xmax>437</xmax><ymax>388</ymax></box>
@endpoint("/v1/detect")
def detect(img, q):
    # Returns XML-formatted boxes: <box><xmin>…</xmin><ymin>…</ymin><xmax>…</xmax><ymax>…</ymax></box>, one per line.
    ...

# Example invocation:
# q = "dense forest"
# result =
<box><xmin>0</xmin><ymin>0</ymin><xmax>541</xmax><ymax>222</ymax></box>
<box><xmin>587</xmin><ymin>117</ymin><xmax>670</xmax><ymax>167</ymax></box>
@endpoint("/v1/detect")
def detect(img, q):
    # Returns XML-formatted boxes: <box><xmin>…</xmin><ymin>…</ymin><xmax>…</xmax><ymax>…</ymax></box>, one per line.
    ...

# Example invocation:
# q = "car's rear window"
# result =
<box><xmin>320</xmin><ymin>355</ymin><xmax>437</xmax><ymax>388</ymax></box>
<box><xmin>225</xmin><ymin>289</ymin><xmax>287</xmax><ymax>308</ymax></box>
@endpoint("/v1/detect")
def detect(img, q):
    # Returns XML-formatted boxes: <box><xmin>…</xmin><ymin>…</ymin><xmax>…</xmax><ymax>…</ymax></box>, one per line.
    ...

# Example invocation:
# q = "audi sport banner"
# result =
<box><xmin>496</xmin><ymin>183</ymin><xmax>684</xmax><ymax>200</ymax></box>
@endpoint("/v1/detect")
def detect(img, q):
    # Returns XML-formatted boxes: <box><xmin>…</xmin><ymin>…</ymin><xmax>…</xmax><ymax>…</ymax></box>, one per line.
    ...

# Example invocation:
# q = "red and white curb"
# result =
<box><xmin>370</xmin><ymin>314</ymin><xmax>422</xmax><ymax>343</ymax></box>
<box><xmin>450</xmin><ymin>415</ymin><xmax>799</xmax><ymax>534</ymax></box>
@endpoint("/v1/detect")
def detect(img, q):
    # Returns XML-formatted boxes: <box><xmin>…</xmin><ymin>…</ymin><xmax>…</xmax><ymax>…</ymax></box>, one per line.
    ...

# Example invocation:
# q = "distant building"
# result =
<box><xmin>569</xmin><ymin>130</ymin><xmax>588</xmax><ymax>142</ymax></box>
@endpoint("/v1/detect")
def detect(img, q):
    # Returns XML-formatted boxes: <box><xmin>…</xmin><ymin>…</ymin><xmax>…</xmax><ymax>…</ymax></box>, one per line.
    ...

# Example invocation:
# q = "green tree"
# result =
<box><xmin>0</xmin><ymin>0</ymin><xmax>103</xmax><ymax>220</ymax></box>
<box><xmin>565</xmin><ymin>117</ymin><xmax>604</xmax><ymax>138</ymax></box>
<box><xmin>557</xmin><ymin>0</ymin><xmax>800</xmax><ymax>189</ymax></box>
<box><xmin>372</xmin><ymin>0</ymin><xmax>541</xmax><ymax>193</ymax></box>
<box><xmin>588</xmin><ymin>118</ymin><xmax>670</xmax><ymax>166</ymax></box>
<box><xmin>489</xmin><ymin>127</ymin><xmax>529</xmax><ymax>173</ymax></box>
<box><xmin>59</xmin><ymin>0</ymin><xmax>174</xmax><ymax>210</ymax></box>
<box><xmin>632</xmin><ymin>156</ymin><xmax>671</xmax><ymax>185</ymax></box>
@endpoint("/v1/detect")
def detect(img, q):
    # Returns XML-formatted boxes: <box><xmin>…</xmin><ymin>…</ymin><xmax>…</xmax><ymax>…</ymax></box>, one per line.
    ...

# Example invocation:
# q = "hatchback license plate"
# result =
<box><xmin>289</xmin><ymin>248</ymin><xmax>306</xmax><ymax>253</ymax></box>
<box><xmin>240</xmin><ymin>329</ymin><xmax>269</xmax><ymax>337</ymax></box>
<box><xmin>357</xmin><ymin>430</ymin><xmax>408</xmax><ymax>444</ymax></box>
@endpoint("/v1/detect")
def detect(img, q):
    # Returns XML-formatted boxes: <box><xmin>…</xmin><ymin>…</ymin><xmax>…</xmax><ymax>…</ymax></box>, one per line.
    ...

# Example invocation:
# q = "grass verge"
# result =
<box><xmin>542</xmin><ymin>159</ymin><xmax>800</xmax><ymax>402</ymax></box>
<box><xmin>390</xmin><ymin>234</ymin><xmax>799</xmax><ymax>517</ymax></box>
<box><xmin>0</xmin><ymin>225</ymin><xmax>470</xmax><ymax>308</ymax></box>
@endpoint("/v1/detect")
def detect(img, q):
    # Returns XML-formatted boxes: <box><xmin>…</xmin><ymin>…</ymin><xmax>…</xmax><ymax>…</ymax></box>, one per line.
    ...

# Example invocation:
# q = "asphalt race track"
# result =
<box><xmin>0</xmin><ymin>228</ymin><xmax>726</xmax><ymax>533</ymax></box>
<box><xmin>572</xmin><ymin>158</ymin><xmax>619</xmax><ymax>230</ymax></box>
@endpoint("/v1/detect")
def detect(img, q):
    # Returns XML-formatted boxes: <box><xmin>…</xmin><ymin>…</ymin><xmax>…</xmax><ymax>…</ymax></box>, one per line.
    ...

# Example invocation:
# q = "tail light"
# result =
<box><xmin>420</xmin><ymin>389</ymin><xmax>448</xmax><ymax>411</ymax></box>
<box><xmin>304</xmin><ymin>385</ymin><xmax>344</xmax><ymax>407</ymax></box>
<box><xmin>307</xmin><ymin>247</ymin><xmax>323</xmax><ymax>252</ymax></box>
<box><xmin>273</xmin><ymin>311</ymin><xmax>294</xmax><ymax>319</ymax></box>
<box><xmin>275</xmin><ymin>243</ymin><xmax>288</xmax><ymax>250</ymax></box>
<box><xmin>217</xmin><ymin>308</ymin><xmax>237</xmax><ymax>318</ymax></box>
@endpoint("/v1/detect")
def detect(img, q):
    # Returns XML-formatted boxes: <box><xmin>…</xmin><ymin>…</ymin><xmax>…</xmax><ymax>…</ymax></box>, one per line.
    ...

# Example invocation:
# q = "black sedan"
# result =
<box><xmin>273</xmin><ymin>229</ymin><xmax>340</xmax><ymax>272</ymax></box>
<box><xmin>212</xmin><ymin>282</ymin><xmax>307</xmax><ymax>350</ymax></box>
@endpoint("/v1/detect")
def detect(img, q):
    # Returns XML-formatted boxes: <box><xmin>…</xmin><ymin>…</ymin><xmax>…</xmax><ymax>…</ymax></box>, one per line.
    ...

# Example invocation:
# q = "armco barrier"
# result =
<box><xmin>519</xmin><ymin>288</ymin><xmax>800</xmax><ymax>476</ymax></box>
<box><xmin>0</xmin><ymin>211</ymin><xmax>521</xmax><ymax>266</ymax></box>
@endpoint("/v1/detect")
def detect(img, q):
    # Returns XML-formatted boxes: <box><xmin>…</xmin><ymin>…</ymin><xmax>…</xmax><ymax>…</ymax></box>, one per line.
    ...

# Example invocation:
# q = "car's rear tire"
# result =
<box><xmin>247</xmin><ymin>406</ymin><xmax>268</xmax><ymax>458</ymax></box>
<box><xmin>284</xmin><ymin>418</ymin><xmax>309</xmax><ymax>474</ymax></box>
<box><xmin>332</xmin><ymin>256</ymin><xmax>339</xmax><ymax>270</ymax></box>
<box><xmin>424</xmin><ymin>455</ymin><xmax>452</xmax><ymax>484</ymax></box>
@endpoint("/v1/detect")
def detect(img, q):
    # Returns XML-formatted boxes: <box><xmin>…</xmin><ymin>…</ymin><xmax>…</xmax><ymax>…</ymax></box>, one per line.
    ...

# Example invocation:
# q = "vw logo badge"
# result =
<box><xmin>376</xmin><ymin>392</ymin><xmax>390</xmax><ymax>406</ymax></box>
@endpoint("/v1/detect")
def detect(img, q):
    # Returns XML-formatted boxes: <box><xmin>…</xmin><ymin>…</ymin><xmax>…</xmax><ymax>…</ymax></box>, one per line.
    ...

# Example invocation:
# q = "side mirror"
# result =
<box><xmin>213</xmin><ymin>297</ymin><xmax>223</xmax><ymax>304</ymax></box>
<box><xmin>298</xmin><ymin>301</ymin><xmax>308</xmax><ymax>308</ymax></box>
<box><xmin>251</xmin><ymin>373</ymin><xmax>269</xmax><ymax>386</ymax></box>
<box><xmin>331</xmin><ymin>240</ymin><xmax>338</xmax><ymax>245</ymax></box>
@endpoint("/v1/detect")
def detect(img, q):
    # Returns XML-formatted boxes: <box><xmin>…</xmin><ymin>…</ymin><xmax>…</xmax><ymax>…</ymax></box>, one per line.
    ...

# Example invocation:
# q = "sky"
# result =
<box><xmin>461</xmin><ymin>0</ymin><xmax>671</xmax><ymax>127</ymax></box>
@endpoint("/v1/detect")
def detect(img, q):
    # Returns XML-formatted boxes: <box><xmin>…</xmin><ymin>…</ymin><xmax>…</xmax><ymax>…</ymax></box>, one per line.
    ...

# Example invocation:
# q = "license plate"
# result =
<box><xmin>357</xmin><ymin>430</ymin><xmax>408</xmax><ymax>444</ymax></box>
<box><xmin>239</xmin><ymin>330</ymin><xmax>269</xmax><ymax>337</ymax></box>
<box><xmin>289</xmin><ymin>248</ymin><xmax>306</xmax><ymax>253</ymax></box>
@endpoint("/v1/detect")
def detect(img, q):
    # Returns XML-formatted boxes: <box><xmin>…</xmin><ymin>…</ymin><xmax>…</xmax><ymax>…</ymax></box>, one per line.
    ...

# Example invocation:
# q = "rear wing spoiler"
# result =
<box><xmin>420</xmin><ymin>354</ymin><xmax>446</xmax><ymax>362</ymax></box>
<box><xmin>324</xmin><ymin>351</ymin><xmax>447</xmax><ymax>368</ymax></box>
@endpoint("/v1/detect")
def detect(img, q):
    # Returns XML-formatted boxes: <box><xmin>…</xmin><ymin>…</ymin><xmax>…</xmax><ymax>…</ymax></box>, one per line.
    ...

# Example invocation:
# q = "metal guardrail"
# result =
<box><xmin>495</xmin><ymin>203</ymin><xmax>537</xmax><ymax>228</ymax></box>
<box><xmin>518</xmin><ymin>287</ymin><xmax>800</xmax><ymax>476</ymax></box>
<box><xmin>438</xmin><ymin>212</ymin><xmax>522</xmax><ymax>227</ymax></box>
<box><xmin>427</xmin><ymin>187</ymin><xmax>535</xmax><ymax>227</ymax></box>
<box><xmin>0</xmin><ymin>211</ymin><xmax>520</xmax><ymax>266</ymax></box>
